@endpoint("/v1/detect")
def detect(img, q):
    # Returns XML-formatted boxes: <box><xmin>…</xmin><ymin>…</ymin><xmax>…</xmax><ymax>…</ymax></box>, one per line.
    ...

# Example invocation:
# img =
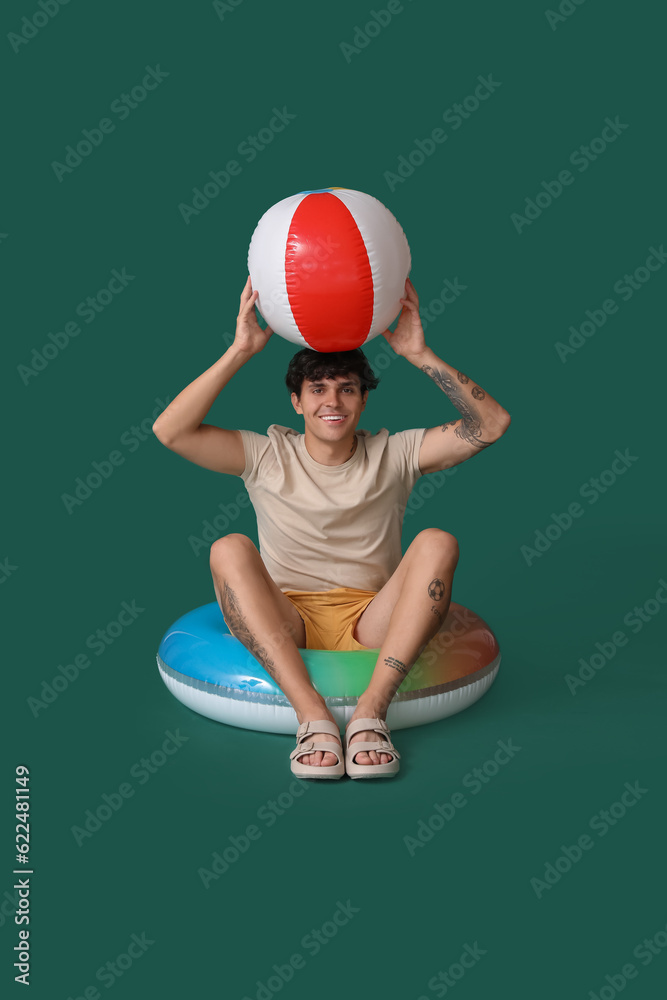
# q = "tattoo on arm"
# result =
<box><xmin>220</xmin><ymin>582</ymin><xmax>280</xmax><ymax>682</ymax></box>
<box><xmin>384</xmin><ymin>656</ymin><xmax>409</xmax><ymax>677</ymax></box>
<box><xmin>440</xmin><ymin>419</ymin><xmax>457</xmax><ymax>433</ymax></box>
<box><xmin>420</xmin><ymin>364</ymin><xmax>493</xmax><ymax>450</ymax></box>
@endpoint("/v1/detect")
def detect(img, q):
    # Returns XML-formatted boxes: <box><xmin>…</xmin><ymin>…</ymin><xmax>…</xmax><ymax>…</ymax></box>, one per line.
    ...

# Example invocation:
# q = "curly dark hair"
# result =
<box><xmin>285</xmin><ymin>348</ymin><xmax>380</xmax><ymax>398</ymax></box>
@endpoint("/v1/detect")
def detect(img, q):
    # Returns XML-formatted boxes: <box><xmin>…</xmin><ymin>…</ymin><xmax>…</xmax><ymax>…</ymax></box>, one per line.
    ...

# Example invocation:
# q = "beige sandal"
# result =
<box><xmin>344</xmin><ymin>718</ymin><xmax>401</xmax><ymax>779</ymax></box>
<box><xmin>290</xmin><ymin>720</ymin><xmax>345</xmax><ymax>779</ymax></box>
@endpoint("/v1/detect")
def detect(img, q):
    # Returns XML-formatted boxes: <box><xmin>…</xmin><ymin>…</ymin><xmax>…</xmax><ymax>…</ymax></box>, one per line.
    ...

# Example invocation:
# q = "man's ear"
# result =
<box><xmin>291</xmin><ymin>391</ymin><xmax>302</xmax><ymax>414</ymax></box>
<box><xmin>361</xmin><ymin>389</ymin><xmax>368</xmax><ymax>410</ymax></box>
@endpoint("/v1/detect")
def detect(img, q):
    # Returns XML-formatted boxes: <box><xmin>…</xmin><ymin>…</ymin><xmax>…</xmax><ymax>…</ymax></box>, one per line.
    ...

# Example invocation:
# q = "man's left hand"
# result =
<box><xmin>380</xmin><ymin>278</ymin><xmax>427</xmax><ymax>362</ymax></box>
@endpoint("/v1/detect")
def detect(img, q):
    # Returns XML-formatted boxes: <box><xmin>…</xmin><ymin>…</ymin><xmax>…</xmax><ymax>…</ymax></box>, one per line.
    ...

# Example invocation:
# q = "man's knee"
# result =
<box><xmin>411</xmin><ymin>528</ymin><xmax>459</xmax><ymax>563</ymax></box>
<box><xmin>209</xmin><ymin>533</ymin><xmax>256</xmax><ymax>567</ymax></box>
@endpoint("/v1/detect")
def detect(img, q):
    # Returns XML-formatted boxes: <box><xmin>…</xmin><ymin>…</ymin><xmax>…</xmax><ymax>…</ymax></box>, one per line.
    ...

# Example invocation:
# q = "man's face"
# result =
<box><xmin>291</xmin><ymin>373</ymin><xmax>367</xmax><ymax>440</ymax></box>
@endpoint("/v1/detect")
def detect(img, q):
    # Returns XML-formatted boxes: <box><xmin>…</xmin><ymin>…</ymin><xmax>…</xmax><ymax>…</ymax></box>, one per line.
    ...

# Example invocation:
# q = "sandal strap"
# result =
<box><xmin>345</xmin><ymin>717</ymin><xmax>391</xmax><ymax>742</ymax></box>
<box><xmin>290</xmin><ymin>741</ymin><xmax>343</xmax><ymax>763</ymax></box>
<box><xmin>347</xmin><ymin>740</ymin><xmax>400</xmax><ymax>761</ymax></box>
<box><xmin>295</xmin><ymin>720</ymin><xmax>340</xmax><ymax>742</ymax></box>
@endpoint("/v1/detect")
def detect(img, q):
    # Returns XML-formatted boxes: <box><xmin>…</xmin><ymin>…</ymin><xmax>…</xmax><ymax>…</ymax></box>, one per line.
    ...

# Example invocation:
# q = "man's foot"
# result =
<box><xmin>345</xmin><ymin>702</ymin><xmax>393</xmax><ymax>766</ymax></box>
<box><xmin>295</xmin><ymin>711</ymin><xmax>343</xmax><ymax>768</ymax></box>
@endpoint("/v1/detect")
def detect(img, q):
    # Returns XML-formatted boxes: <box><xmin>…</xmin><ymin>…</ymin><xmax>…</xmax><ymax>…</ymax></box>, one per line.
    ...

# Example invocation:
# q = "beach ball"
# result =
<box><xmin>247</xmin><ymin>187</ymin><xmax>411</xmax><ymax>351</ymax></box>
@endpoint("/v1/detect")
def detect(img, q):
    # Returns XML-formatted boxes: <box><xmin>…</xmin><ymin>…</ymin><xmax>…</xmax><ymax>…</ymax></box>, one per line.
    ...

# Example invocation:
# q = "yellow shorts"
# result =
<box><xmin>282</xmin><ymin>587</ymin><xmax>378</xmax><ymax>651</ymax></box>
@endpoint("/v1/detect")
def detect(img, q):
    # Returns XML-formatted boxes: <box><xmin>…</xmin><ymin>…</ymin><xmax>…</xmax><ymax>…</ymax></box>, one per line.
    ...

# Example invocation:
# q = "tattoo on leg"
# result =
<box><xmin>428</xmin><ymin>577</ymin><xmax>446</xmax><ymax>601</ymax></box>
<box><xmin>384</xmin><ymin>656</ymin><xmax>409</xmax><ymax>676</ymax></box>
<box><xmin>220</xmin><ymin>582</ymin><xmax>279</xmax><ymax>681</ymax></box>
<box><xmin>420</xmin><ymin>364</ymin><xmax>493</xmax><ymax>450</ymax></box>
<box><xmin>472</xmin><ymin>386</ymin><xmax>485</xmax><ymax>400</ymax></box>
<box><xmin>456</xmin><ymin>371</ymin><xmax>470</xmax><ymax>383</ymax></box>
<box><xmin>431</xmin><ymin>606</ymin><xmax>442</xmax><ymax>619</ymax></box>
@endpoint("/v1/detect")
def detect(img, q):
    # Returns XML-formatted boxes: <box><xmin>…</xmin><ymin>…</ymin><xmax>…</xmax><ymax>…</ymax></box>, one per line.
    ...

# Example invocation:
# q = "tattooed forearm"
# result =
<box><xmin>421</xmin><ymin>364</ymin><xmax>493</xmax><ymax>449</ymax></box>
<box><xmin>384</xmin><ymin>656</ymin><xmax>409</xmax><ymax>677</ymax></box>
<box><xmin>220</xmin><ymin>582</ymin><xmax>280</xmax><ymax>681</ymax></box>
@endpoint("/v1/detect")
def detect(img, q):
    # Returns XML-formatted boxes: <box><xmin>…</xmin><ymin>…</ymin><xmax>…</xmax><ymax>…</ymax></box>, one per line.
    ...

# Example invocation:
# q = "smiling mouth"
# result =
<box><xmin>319</xmin><ymin>415</ymin><xmax>346</xmax><ymax>423</ymax></box>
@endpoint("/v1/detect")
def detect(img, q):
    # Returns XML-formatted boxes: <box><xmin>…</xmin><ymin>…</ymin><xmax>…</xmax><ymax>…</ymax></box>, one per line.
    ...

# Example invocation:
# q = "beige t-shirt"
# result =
<box><xmin>238</xmin><ymin>424</ymin><xmax>426</xmax><ymax>593</ymax></box>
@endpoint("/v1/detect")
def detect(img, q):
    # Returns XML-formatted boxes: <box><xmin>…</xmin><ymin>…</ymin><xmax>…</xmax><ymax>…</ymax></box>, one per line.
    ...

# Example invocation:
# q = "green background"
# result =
<box><xmin>3</xmin><ymin>0</ymin><xmax>666</xmax><ymax>996</ymax></box>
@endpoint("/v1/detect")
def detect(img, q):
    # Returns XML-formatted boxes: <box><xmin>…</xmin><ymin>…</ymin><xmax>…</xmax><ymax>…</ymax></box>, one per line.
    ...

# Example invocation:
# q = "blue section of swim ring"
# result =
<box><xmin>157</xmin><ymin>602</ymin><xmax>376</xmax><ymax>697</ymax></box>
<box><xmin>158</xmin><ymin>603</ymin><xmax>281</xmax><ymax>696</ymax></box>
<box><xmin>297</xmin><ymin>188</ymin><xmax>336</xmax><ymax>194</ymax></box>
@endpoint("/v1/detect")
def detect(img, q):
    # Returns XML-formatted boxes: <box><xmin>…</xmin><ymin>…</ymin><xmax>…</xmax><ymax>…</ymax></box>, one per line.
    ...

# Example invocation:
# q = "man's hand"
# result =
<box><xmin>233</xmin><ymin>276</ymin><xmax>274</xmax><ymax>357</ymax></box>
<box><xmin>380</xmin><ymin>278</ymin><xmax>427</xmax><ymax>362</ymax></box>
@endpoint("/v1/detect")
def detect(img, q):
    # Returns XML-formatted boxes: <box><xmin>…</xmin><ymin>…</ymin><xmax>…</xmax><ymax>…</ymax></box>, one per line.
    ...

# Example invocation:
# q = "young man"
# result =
<box><xmin>153</xmin><ymin>276</ymin><xmax>511</xmax><ymax>779</ymax></box>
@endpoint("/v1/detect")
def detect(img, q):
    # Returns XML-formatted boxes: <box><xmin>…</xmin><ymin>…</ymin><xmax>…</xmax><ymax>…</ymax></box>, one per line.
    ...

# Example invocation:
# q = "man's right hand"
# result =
<box><xmin>234</xmin><ymin>276</ymin><xmax>274</xmax><ymax>356</ymax></box>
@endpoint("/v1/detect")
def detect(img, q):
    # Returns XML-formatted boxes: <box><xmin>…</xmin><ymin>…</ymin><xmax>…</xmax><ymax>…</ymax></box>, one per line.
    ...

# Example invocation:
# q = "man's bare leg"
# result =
<box><xmin>209</xmin><ymin>534</ymin><xmax>341</xmax><ymax>768</ymax></box>
<box><xmin>347</xmin><ymin>528</ymin><xmax>460</xmax><ymax>766</ymax></box>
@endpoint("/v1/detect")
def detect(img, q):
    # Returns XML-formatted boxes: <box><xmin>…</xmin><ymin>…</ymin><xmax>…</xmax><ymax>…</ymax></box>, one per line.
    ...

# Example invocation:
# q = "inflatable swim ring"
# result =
<box><xmin>156</xmin><ymin>602</ymin><xmax>500</xmax><ymax>735</ymax></box>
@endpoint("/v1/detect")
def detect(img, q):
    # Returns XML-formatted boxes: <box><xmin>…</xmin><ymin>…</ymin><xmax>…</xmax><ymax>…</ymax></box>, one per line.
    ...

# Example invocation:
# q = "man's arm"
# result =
<box><xmin>152</xmin><ymin>277</ymin><xmax>272</xmax><ymax>475</ymax></box>
<box><xmin>381</xmin><ymin>278</ymin><xmax>511</xmax><ymax>475</ymax></box>
<box><xmin>408</xmin><ymin>348</ymin><xmax>510</xmax><ymax>474</ymax></box>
